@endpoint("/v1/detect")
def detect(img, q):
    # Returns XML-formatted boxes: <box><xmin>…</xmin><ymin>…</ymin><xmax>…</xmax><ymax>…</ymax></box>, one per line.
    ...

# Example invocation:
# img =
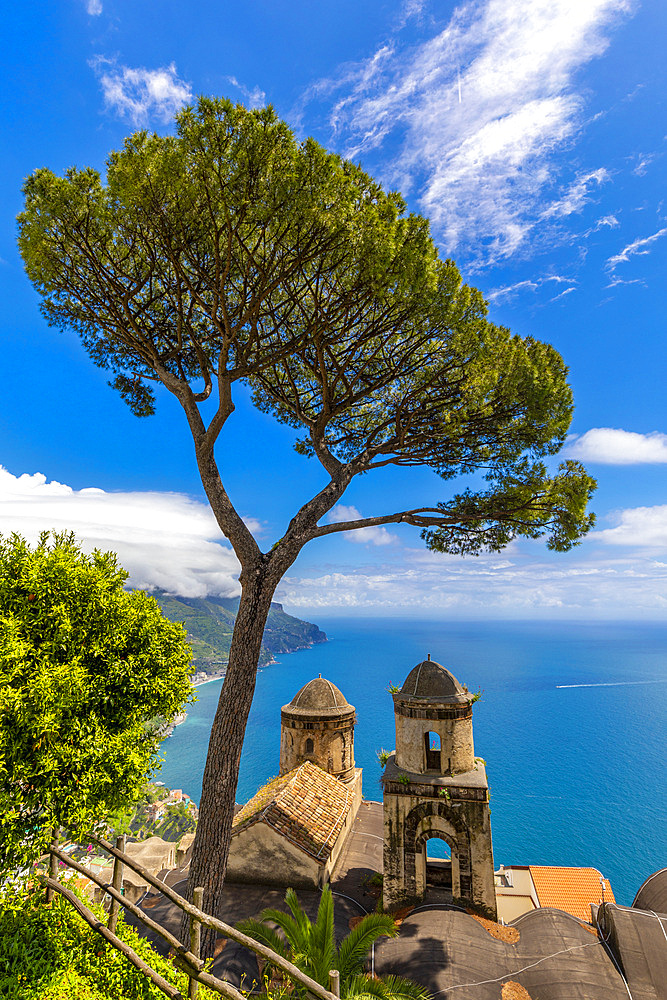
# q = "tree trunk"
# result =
<box><xmin>181</xmin><ymin>572</ymin><xmax>277</xmax><ymax>957</ymax></box>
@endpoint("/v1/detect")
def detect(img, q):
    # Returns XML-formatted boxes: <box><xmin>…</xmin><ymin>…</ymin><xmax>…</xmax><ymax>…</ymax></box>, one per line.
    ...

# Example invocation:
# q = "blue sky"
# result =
<box><xmin>1</xmin><ymin>0</ymin><xmax>666</xmax><ymax>617</ymax></box>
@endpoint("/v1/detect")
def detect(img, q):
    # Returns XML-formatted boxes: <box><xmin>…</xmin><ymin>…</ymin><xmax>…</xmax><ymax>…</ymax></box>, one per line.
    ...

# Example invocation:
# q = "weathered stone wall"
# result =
<box><xmin>382</xmin><ymin>757</ymin><xmax>496</xmax><ymax>919</ymax></box>
<box><xmin>227</xmin><ymin>821</ymin><xmax>322</xmax><ymax>888</ymax></box>
<box><xmin>279</xmin><ymin>710</ymin><xmax>356</xmax><ymax>783</ymax></box>
<box><xmin>394</xmin><ymin>705</ymin><xmax>474</xmax><ymax>775</ymax></box>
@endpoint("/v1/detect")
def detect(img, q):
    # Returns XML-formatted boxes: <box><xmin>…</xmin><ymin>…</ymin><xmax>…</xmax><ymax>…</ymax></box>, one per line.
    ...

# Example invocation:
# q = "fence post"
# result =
<box><xmin>108</xmin><ymin>834</ymin><xmax>126</xmax><ymax>934</ymax></box>
<box><xmin>188</xmin><ymin>887</ymin><xmax>204</xmax><ymax>1000</ymax></box>
<box><xmin>45</xmin><ymin>827</ymin><xmax>60</xmax><ymax>904</ymax></box>
<box><xmin>329</xmin><ymin>970</ymin><xmax>340</xmax><ymax>999</ymax></box>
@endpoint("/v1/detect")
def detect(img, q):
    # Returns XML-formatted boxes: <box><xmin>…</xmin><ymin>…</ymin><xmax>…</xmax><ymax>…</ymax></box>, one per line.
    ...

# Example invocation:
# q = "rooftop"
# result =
<box><xmin>282</xmin><ymin>676</ymin><xmax>354</xmax><ymax>717</ymax></box>
<box><xmin>528</xmin><ymin>865</ymin><xmax>615</xmax><ymax>921</ymax></box>
<box><xmin>398</xmin><ymin>658</ymin><xmax>470</xmax><ymax>702</ymax></box>
<box><xmin>232</xmin><ymin>760</ymin><xmax>353</xmax><ymax>860</ymax></box>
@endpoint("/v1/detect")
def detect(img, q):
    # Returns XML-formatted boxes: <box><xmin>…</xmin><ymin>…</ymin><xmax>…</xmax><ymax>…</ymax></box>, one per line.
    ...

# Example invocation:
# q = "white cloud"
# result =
<box><xmin>312</xmin><ymin>0</ymin><xmax>632</xmax><ymax>264</ymax></box>
<box><xmin>0</xmin><ymin>467</ymin><xmax>241</xmax><ymax>598</ymax></box>
<box><xmin>566</xmin><ymin>428</ymin><xmax>667</xmax><ymax>464</ymax></box>
<box><xmin>326</xmin><ymin>504</ymin><xmax>398</xmax><ymax>546</ymax></box>
<box><xmin>86</xmin><ymin>0</ymin><xmax>102</xmax><ymax>14</ymax></box>
<box><xmin>225</xmin><ymin>76</ymin><xmax>266</xmax><ymax>109</ymax></box>
<box><xmin>486</xmin><ymin>274</ymin><xmax>572</xmax><ymax>304</ymax></box>
<box><xmin>595</xmin><ymin>214</ymin><xmax>620</xmax><ymax>229</ymax></box>
<box><xmin>550</xmin><ymin>286</ymin><xmax>576</xmax><ymax>302</ymax></box>
<box><xmin>91</xmin><ymin>59</ymin><xmax>192</xmax><ymax>125</ymax></box>
<box><xmin>542</xmin><ymin>168</ymin><xmax>609</xmax><ymax>218</ymax></box>
<box><xmin>606</xmin><ymin>226</ymin><xmax>667</xmax><ymax>271</ymax></box>
<box><xmin>278</xmin><ymin>542</ymin><xmax>667</xmax><ymax>615</ymax></box>
<box><xmin>596</xmin><ymin>505</ymin><xmax>667</xmax><ymax>547</ymax></box>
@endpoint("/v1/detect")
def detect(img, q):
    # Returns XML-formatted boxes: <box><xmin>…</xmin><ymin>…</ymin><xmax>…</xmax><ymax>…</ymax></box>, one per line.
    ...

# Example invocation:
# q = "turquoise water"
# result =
<box><xmin>159</xmin><ymin>618</ymin><xmax>667</xmax><ymax>906</ymax></box>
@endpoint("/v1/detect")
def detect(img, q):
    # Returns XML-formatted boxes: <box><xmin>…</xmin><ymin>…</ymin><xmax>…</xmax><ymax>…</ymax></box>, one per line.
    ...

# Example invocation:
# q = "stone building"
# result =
<box><xmin>227</xmin><ymin>760</ymin><xmax>361</xmax><ymax>888</ymax></box>
<box><xmin>382</xmin><ymin>656</ymin><xmax>496</xmax><ymax>918</ymax></box>
<box><xmin>279</xmin><ymin>675</ymin><xmax>357</xmax><ymax>784</ymax></box>
<box><xmin>227</xmin><ymin>676</ymin><xmax>362</xmax><ymax>888</ymax></box>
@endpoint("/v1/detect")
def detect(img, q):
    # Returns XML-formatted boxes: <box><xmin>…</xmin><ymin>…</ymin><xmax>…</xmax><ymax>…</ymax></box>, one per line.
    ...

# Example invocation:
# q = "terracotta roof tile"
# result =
<box><xmin>529</xmin><ymin>866</ymin><xmax>615</xmax><ymax>920</ymax></box>
<box><xmin>232</xmin><ymin>761</ymin><xmax>352</xmax><ymax>861</ymax></box>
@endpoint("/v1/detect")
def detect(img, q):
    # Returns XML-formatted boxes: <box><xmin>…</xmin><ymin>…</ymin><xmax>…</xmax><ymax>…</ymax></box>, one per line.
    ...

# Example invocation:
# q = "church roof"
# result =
<box><xmin>399</xmin><ymin>658</ymin><xmax>470</xmax><ymax>702</ymax></box>
<box><xmin>231</xmin><ymin>761</ymin><xmax>352</xmax><ymax>861</ymax></box>
<box><xmin>282</xmin><ymin>676</ymin><xmax>354</xmax><ymax>717</ymax></box>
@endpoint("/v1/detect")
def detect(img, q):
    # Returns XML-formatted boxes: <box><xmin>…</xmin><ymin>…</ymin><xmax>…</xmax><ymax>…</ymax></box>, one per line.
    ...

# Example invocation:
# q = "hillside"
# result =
<box><xmin>152</xmin><ymin>592</ymin><xmax>327</xmax><ymax>677</ymax></box>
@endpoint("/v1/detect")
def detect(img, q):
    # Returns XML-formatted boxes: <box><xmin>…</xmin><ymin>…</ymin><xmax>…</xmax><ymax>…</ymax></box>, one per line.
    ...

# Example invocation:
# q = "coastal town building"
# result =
<box><xmin>494</xmin><ymin>864</ymin><xmax>616</xmax><ymax>922</ymax></box>
<box><xmin>381</xmin><ymin>657</ymin><xmax>497</xmax><ymax>918</ymax></box>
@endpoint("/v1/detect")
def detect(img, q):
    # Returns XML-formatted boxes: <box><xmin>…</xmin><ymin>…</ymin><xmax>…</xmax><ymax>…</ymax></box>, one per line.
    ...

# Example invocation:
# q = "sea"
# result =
<box><xmin>158</xmin><ymin>617</ymin><xmax>667</xmax><ymax>906</ymax></box>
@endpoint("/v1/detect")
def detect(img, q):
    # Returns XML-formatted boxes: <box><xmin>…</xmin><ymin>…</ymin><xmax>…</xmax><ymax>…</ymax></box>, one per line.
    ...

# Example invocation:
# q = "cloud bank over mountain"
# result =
<box><xmin>0</xmin><ymin>466</ymin><xmax>241</xmax><ymax>598</ymax></box>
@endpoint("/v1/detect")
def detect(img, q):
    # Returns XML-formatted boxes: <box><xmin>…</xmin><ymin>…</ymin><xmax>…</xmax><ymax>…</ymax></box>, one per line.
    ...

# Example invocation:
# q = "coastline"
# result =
<box><xmin>190</xmin><ymin>634</ymin><xmax>328</xmax><ymax>688</ymax></box>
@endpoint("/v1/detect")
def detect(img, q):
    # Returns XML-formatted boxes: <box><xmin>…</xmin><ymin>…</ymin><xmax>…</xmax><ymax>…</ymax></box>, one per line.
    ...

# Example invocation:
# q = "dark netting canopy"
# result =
<box><xmin>598</xmin><ymin>901</ymin><xmax>667</xmax><ymax>1000</ymax></box>
<box><xmin>373</xmin><ymin>905</ymin><xmax>631</xmax><ymax>1000</ymax></box>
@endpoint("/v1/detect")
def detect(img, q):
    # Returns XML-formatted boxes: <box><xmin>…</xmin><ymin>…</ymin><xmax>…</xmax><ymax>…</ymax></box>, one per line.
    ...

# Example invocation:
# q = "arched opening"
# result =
<box><xmin>424</xmin><ymin>731</ymin><xmax>441</xmax><ymax>771</ymax></box>
<box><xmin>305</xmin><ymin>737</ymin><xmax>314</xmax><ymax>754</ymax></box>
<box><xmin>424</xmin><ymin>837</ymin><xmax>452</xmax><ymax>893</ymax></box>
<box><xmin>413</xmin><ymin>822</ymin><xmax>461</xmax><ymax>901</ymax></box>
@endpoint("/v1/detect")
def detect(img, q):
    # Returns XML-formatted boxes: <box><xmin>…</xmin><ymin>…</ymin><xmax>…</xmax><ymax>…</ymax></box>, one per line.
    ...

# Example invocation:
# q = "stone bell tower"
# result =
<box><xmin>382</xmin><ymin>656</ymin><xmax>496</xmax><ymax>918</ymax></box>
<box><xmin>279</xmin><ymin>675</ymin><xmax>358</xmax><ymax>785</ymax></box>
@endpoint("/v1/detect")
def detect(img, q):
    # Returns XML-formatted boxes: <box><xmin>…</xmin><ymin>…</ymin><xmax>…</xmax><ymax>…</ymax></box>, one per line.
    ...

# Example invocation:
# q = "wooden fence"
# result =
<box><xmin>40</xmin><ymin>830</ymin><xmax>340</xmax><ymax>1000</ymax></box>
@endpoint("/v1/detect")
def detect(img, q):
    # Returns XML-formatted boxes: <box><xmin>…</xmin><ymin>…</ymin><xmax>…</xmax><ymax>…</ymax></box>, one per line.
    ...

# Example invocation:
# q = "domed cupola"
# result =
<box><xmin>393</xmin><ymin>655</ymin><xmax>475</xmax><ymax>775</ymax></box>
<box><xmin>399</xmin><ymin>659</ymin><xmax>471</xmax><ymax>702</ymax></box>
<box><xmin>280</xmin><ymin>675</ymin><xmax>356</xmax><ymax>783</ymax></box>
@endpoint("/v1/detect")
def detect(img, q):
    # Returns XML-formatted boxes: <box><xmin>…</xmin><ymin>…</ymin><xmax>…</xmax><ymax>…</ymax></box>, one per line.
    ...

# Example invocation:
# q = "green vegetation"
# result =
<box><xmin>153</xmin><ymin>593</ymin><xmax>326</xmax><ymax>673</ymax></box>
<box><xmin>237</xmin><ymin>887</ymin><xmax>430</xmax><ymax>1000</ymax></box>
<box><xmin>377</xmin><ymin>749</ymin><xmax>391</xmax><ymax>767</ymax></box>
<box><xmin>0</xmin><ymin>533</ymin><xmax>193</xmax><ymax>870</ymax></box>
<box><xmin>106</xmin><ymin>783</ymin><xmax>197</xmax><ymax>842</ymax></box>
<box><xmin>0</xmin><ymin>878</ymin><xmax>218</xmax><ymax>999</ymax></box>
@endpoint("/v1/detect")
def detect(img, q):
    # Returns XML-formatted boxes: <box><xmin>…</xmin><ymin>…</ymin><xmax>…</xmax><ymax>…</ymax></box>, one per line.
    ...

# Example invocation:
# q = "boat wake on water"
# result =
<box><xmin>556</xmin><ymin>680</ymin><xmax>666</xmax><ymax>688</ymax></box>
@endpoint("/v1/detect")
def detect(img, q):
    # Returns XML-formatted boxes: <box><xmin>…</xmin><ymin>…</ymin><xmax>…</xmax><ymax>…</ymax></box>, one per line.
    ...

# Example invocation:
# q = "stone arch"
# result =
<box><xmin>403</xmin><ymin>800</ymin><xmax>471</xmax><ymax>903</ymax></box>
<box><xmin>304</xmin><ymin>737</ymin><xmax>314</xmax><ymax>755</ymax></box>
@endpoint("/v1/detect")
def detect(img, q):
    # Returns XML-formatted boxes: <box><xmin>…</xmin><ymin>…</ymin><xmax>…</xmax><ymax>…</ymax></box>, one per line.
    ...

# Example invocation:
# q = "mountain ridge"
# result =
<box><xmin>151</xmin><ymin>591</ymin><xmax>327</xmax><ymax>679</ymax></box>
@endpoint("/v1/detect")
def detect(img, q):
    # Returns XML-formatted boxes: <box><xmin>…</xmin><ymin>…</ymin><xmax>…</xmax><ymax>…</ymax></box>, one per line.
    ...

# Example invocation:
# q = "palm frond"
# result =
<box><xmin>235</xmin><ymin>916</ymin><xmax>289</xmax><ymax>960</ymax></box>
<box><xmin>285</xmin><ymin>887</ymin><xmax>311</xmax><ymax>938</ymax></box>
<box><xmin>344</xmin><ymin>974</ymin><xmax>431</xmax><ymax>1000</ymax></box>
<box><xmin>252</xmin><ymin>903</ymin><xmax>306</xmax><ymax>952</ymax></box>
<box><xmin>310</xmin><ymin>887</ymin><xmax>336</xmax><ymax>985</ymax></box>
<box><xmin>336</xmin><ymin>914</ymin><xmax>398</xmax><ymax>980</ymax></box>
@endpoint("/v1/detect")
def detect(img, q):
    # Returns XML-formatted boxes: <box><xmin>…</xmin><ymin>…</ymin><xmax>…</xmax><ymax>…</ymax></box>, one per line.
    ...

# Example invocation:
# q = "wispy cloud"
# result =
<box><xmin>225</xmin><ymin>76</ymin><xmax>266</xmax><ymax>109</ymax></box>
<box><xmin>595</xmin><ymin>214</ymin><xmax>620</xmax><ymax>229</ymax></box>
<box><xmin>308</xmin><ymin>0</ymin><xmax>633</xmax><ymax>265</ymax></box>
<box><xmin>327</xmin><ymin>504</ymin><xmax>398</xmax><ymax>546</ymax></box>
<box><xmin>86</xmin><ymin>0</ymin><xmax>102</xmax><ymax>14</ymax></box>
<box><xmin>0</xmin><ymin>466</ymin><xmax>242</xmax><ymax>598</ymax></box>
<box><xmin>606</xmin><ymin>226</ymin><xmax>667</xmax><ymax>271</ymax></box>
<box><xmin>91</xmin><ymin>59</ymin><xmax>192</xmax><ymax>125</ymax></box>
<box><xmin>542</xmin><ymin>168</ymin><xmax>609</xmax><ymax>219</ymax></box>
<box><xmin>278</xmin><ymin>542</ymin><xmax>667</xmax><ymax>615</ymax></box>
<box><xmin>550</xmin><ymin>286</ymin><xmax>576</xmax><ymax>302</ymax></box>
<box><xmin>566</xmin><ymin>428</ymin><xmax>667</xmax><ymax>464</ymax></box>
<box><xmin>486</xmin><ymin>274</ymin><xmax>572</xmax><ymax>304</ymax></box>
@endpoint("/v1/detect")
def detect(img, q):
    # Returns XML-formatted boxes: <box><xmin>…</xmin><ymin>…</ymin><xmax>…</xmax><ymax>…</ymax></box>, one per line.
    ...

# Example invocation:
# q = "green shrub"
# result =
<box><xmin>0</xmin><ymin>878</ymin><xmax>217</xmax><ymax>999</ymax></box>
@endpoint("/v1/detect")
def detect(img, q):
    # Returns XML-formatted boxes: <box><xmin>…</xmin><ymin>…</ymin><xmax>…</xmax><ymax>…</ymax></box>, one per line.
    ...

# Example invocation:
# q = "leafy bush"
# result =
<box><xmin>0</xmin><ymin>532</ymin><xmax>194</xmax><ymax>869</ymax></box>
<box><xmin>0</xmin><ymin>878</ymin><xmax>216</xmax><ymax>999</ymax></box>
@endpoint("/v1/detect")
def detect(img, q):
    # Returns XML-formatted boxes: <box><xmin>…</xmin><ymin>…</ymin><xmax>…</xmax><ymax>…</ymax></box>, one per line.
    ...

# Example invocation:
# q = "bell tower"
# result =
<box><xmin>382</xmin><ymin>656</ymin><xmax>496</xmax><ymax>918</ymax></box>
<box><xmin>279</xmin><ymin>675</ymin><xmax>357</xmax><ymax>784</ymax></box>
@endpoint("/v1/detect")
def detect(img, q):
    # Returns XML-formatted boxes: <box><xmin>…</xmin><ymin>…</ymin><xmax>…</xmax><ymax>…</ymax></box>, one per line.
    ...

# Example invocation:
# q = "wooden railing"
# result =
<box><xmin>40</xmin><ymin>829</ymin><xmax>340</xmax><ymax>1000</ymax></box>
